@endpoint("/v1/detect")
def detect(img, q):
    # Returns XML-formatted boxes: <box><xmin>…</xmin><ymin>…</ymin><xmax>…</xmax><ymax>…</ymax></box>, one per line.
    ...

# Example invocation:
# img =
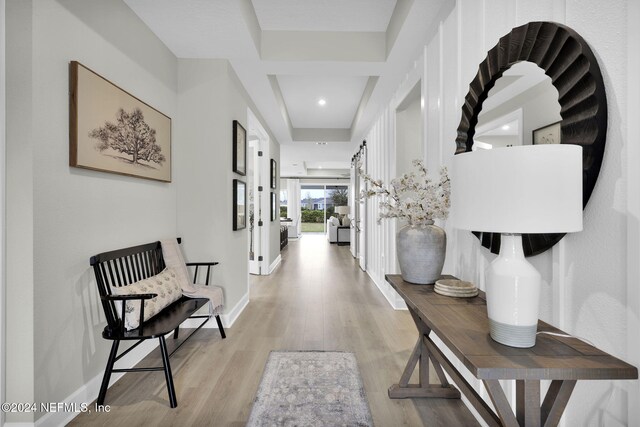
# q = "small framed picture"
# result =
<box><xmin>271</xmin><ymin>192</ymin><xmax>277</xmax><ymax>222</ymax></box>
<box><xmin>233</xmin><ymin>179</ymin><xmax>246</xmax><ymax>230</ymax></box>
<box><xmin>233</xmin><ymin>120</ymin><xmax>246</xmax><ymax>175</ymax></box>
<box><xmin>270</xmin><ymin>159</ymin><xmax>277</xmax><ymax>189</ymax></box>
<box><xmin>532</xmin><ymin>121</ymin><xmax>561</xmax><ymax>145</ymax></box>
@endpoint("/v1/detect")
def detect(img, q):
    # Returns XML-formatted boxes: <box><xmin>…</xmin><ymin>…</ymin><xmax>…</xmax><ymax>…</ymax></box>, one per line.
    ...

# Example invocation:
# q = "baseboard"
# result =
<box><xmin>369</xmin><ymin>273</ymin><xmax>407</xmax><ymax>310</ymax></box>
<box><xmin>34</xmin><ymin>339</ymin><xmax>160</xmax><ymax>427</ymax></box>
<box><xmin>180</xmin><ymin>291</ymin><xmax>249</xmax><ymax>329</ymax></box>
<box><xmin>268</xmin><ymin>255</ymin><xmax>281</xmax><ymax>274</ymax></box>
<box><xmin>35</xmin><ymin>293</ymin><xmax>250</xmax><ymax>427</ymax></box>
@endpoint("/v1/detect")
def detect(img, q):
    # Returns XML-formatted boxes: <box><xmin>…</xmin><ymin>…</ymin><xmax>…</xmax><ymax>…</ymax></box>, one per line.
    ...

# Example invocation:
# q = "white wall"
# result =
<box><xmin>5</xmin><ymin>1</ymin><xmax>282</xmax><ymax>424</ymax></box>
<box><xmin>362</xmin><ymin>0</ymin><xmax>638</xmax><ymax>425</ymax></box>
<box><xmin>176</xmin><ymin>59</ymin><xmax>248</xmax><ymax>310</ymax></box>
<box><xmin>7</xmin><ymin>0</ymin><xmax>173</xmax><ymax>422</ymax></box>
<box><xmin>0</xmin><ymin>0</ymin><xmax>6</xmax><ymax>423</ymax></box>
<box><xmin>395</xmin><ymin>84</ymin><xmax>423</xmax><ymax>176</ymax></box>
<box><xmin>176</xmin><ymin>59</ymin><xmax>281</xmax><ymax>308</ymax></box>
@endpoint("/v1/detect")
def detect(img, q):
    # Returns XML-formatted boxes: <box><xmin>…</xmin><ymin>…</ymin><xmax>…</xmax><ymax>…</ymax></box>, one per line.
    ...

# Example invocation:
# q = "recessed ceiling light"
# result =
<box><xmin>501</xmin><ymin>125</ymin><xmax>510</xmax><ymax>130</ymax></box>
<box><xmin>318</xmin><ymin>98</ymin><xmax>326</xmax><ymax>106</ymax></box>
<box><xmin>319</xmin><ymin>166</ymin><xmax>323</xmax><ymax>169</ymax></box>
<box><xmin>316</xmin><ymin>142</ymin><xmax>327</xmax><ymax>145</ymax></box>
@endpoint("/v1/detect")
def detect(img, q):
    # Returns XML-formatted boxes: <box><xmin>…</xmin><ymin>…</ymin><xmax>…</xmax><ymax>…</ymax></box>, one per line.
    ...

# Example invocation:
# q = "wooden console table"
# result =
<box><xmin>385</xmin><ymin>274</ymin><xmax>638</xmax><ymax>427</ymax></box>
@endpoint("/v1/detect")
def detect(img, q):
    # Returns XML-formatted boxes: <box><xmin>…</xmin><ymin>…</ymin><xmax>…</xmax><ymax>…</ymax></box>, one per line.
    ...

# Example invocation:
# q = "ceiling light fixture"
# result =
<box><xmin>316</xmin><ymin>142</ymin><xmax>328</xmax><ymax>145</ymax></box>
<box><xmin>502</xmin><ymin>125</ymin><xmax>510</xmax><ymax>130</ymax></box>
<box><xmin>318</xmin><ymin>98</ymin><xmax>326</xmax><ymax>106</ymax></box>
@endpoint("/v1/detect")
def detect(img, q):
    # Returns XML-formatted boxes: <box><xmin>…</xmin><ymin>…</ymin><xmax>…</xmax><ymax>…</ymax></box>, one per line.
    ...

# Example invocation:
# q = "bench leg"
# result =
<box><xmin>158</xmin><ymin>336</ymin><xmax>177</xmax><ymax>408</ymax></box>
<box><xmin>98</xmin><ymin>340</ymin><xmax>120</xmax><ymax>406</ymax></box>
<box><xmin>215</xmin><ymin>315</ymin><xmax>226</xmax><ymax>339</ymax></box>
<box><xmin>173</xmin><ymin>326</ymin><xmax>180</xmax><ymax>339</ymax></box>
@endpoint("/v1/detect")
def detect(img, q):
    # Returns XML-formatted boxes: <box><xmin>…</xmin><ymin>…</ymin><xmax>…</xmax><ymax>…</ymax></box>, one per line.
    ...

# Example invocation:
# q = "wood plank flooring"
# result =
<box><xmin>70</xmin><ymin>234</ymin><xmax>479</xmax><ymax>426</ymax></box>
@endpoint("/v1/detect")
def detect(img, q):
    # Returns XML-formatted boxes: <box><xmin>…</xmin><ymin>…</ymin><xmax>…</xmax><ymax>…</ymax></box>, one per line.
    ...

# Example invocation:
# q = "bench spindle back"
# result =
<box><xmin>90</xmin><ymin>241</ymin><xmax>166</xmax><ymax>328</ymax></box>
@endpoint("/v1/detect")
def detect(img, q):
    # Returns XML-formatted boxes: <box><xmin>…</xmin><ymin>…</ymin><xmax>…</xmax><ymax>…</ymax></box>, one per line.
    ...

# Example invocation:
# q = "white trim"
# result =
<box><xmin>268</xmin><ymin>254</ymin><xmax>281</xmax><ymax>274</ymax></box>
<box><xmin>181</xmin><ymin>291</ymin><xmax>250</xmax><ymax>329</ymax></box>
<box><xmin>34</xmin><ymin>339</ymin><xmax>159</xmax><ymax>427</ymax></box>
<box><xmin>368</xmin><ymin>271</ymin><xmax>407</xmax><ymax>310</ymax></box>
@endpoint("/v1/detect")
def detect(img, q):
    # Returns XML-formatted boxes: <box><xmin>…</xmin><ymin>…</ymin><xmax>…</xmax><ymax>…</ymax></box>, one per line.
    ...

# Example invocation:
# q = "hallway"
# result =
<box><xmin>70</xmin><ymin>236</ymin><xmax>478</xmax><ymax>426</ymax></box>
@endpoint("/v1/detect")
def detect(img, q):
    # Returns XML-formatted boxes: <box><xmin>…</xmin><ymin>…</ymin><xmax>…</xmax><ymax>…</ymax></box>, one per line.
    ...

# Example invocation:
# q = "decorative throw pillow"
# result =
<box><xmin>330</xmin><ymin>216</ymin><xmax>340</xmax><ymax>226</ymax></box>
<box><xmin>111</xmin><ymin>267</ymin><xmax>183</xmax><ymax>331</ymax></box>
<box><xmin>342</xmin><ymin>217</ymin><xmax>351</xmax><ymax>227</ymax></box>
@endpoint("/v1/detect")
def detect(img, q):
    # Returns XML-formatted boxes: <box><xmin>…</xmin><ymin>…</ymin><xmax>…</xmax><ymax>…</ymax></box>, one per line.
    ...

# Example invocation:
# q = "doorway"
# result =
<box><xmin>247</xmin><ymin>109</ymin><xmax>270</xmax><ymax>275</ymax></box>
<box><xmin>300</xmin><ymin>184</ymin><xmax>349</xmax><ymax>234</ymax></box>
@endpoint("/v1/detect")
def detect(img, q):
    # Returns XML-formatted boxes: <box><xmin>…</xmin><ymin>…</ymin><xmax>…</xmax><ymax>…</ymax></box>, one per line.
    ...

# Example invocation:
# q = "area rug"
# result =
<box><xmin>247</xmin><ymin>351</ymin><xmax>373</xmax><ymax>426</ymax></box>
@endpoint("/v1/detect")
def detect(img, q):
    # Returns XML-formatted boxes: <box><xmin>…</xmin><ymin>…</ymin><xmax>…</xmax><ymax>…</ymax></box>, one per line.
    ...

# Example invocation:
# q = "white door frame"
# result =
<box><xmin>247</xmin><ymin>109</ymin><xmax>270</xmax><ymax>275</ymax></box>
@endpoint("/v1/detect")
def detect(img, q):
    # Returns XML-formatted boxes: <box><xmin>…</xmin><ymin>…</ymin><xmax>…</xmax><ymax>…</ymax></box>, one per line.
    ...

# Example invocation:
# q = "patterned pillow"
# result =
<box><xmin>111</xmin><ymin>267</ymin><xmax>183</xmax><ymax>331</ymax></box>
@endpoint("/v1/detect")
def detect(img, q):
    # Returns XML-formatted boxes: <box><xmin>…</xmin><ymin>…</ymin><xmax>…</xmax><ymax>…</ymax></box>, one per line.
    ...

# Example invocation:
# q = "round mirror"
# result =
<box><xmin>474</xmin><ymin>61</ymin><xmax>561</xmax><ymax>150</ymax></box>
<box><xmin>455</xmin><ymin>22</ymin><xmax>607</xmax><ymax>256</ymax></box>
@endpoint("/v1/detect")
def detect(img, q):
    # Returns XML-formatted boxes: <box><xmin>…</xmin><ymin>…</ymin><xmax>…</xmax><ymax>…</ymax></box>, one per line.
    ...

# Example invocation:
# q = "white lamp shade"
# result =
<box><xmin>450</xmin><ymin>145</ymin><xmax>583</xmax><ymax>234</ymax></box>
<box><xmin>335</xmin><ymin>206</ymin><xmax>349</xmax><ymax>215</ymax></box>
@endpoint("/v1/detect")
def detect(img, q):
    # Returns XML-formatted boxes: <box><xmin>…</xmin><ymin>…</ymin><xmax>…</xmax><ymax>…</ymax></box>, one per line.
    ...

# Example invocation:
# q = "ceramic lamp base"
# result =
<box><xmin>486</xmin><ymin>234</ymin><xmax>541</xmax><ymax>348</ymax></box>
<box><xmin>489</xmin><ymin>319</ymin><xmax>537</xmax><ymax>348</ymax></box>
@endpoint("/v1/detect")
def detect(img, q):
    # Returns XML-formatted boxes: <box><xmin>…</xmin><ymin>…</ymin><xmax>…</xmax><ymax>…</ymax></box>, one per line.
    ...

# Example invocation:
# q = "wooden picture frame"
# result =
<box><xmin>233</xmin><ymin>179</ymin><xmax>246</xmax><ymax>230</ymax></box>
<box><xmin>233</xmin><ymin>120</ymin><xmax>247</xmax><ymax>176</ymax></box>
<box><xmin>270</xmin><ymin>159</ymin><xmax>277</xmax><ymax>189</ymax></box>
<box><xmin>271</xmin><ymin>192</ymin><xmax>277</xmax><ymax>222</ymax></box>
<box><xmin>69</xmin><ymin>61</ymin><xmax>172</xmax><ymax>182</ymax></box>
<box><xmin>532</xmin><ymin>121</ymin><xmax>561</xmax><ymax>145</ymax></box>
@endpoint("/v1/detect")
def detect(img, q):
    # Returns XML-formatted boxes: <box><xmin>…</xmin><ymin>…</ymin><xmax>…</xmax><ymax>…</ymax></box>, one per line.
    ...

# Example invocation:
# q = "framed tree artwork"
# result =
<box><xmin>233</xmin><ymin>120</ymin><xmax>247</xmax><ymax>175</ymax></box>
<box><xmin>270</xmin><ymin>159</ymin><xmax>277</xmax><ymax>189</ymax></box>
<box><xmin>271</xmin><ymin>192</ymin><xmax>277</xmax><ymax>222</ymax></box>
<box><xmin>233</xmin><ymin>179</ymin><xmax>246</xmax><ymax>230</ymax></box>
<box><xmin>69</xmin><ymin>61</ymin><xmax>172</xmax><ymax>182</ymax></box>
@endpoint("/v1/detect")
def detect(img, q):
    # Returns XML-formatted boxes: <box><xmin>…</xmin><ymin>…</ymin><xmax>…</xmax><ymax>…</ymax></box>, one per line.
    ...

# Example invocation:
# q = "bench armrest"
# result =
<box><xmin>186</xmin><ymin>262</ymin><xmax>219</xmax><ymax>286</ymax></box>
<box><xmin>101</xmin><ymin>293</ymin><xmax>157</xmax><ymax>301</ymax></box>
<box><xmin>185</xmin><ymin>262</ymin><xmax>219</xmax><ymax>266</ymax></box>
<box><xmin>102</xmin><ymin>293</ymin><xmax>158</xmax><ymax>334</ymax></box>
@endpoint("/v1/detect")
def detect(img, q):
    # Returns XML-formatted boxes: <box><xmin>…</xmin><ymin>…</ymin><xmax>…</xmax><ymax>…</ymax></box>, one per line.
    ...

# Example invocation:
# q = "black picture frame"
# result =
<box><xmin>270</xmin><ymin>159</ymin><xmax>277</xmax><ymax>189</ymax></box>
<box><xmin>271</xmin><ymin>192</ymin><xmax>277</xmax><ymax>222</ymax></box>
<box><xmin>233</xmin><ymin>120</ymin><xmax>246</xmax><ymax>176</ymax></box>
<box><xmin>233</xmin><ymin>179</ymin><xmax>246</xmax><ymax>230</ymax></box>
<box><xmin>532</xmin><ymin>121</ymin><xmax>561</xmax><ymax>145</ymax></box>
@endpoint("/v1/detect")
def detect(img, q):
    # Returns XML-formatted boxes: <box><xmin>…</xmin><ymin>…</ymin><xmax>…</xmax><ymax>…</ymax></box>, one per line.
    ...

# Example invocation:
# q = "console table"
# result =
<box><xmin>385</xmin><ymin>274</ymin><xmax>638</xmax><ymax>427</ymax></box>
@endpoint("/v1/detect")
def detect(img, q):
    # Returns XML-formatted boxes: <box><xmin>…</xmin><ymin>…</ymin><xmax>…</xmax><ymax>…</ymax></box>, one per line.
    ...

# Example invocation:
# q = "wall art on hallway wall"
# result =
<box><xmin>69</xmin><ymin>61</ymin><xmax>172</xmax><ymax>182</ymax></box>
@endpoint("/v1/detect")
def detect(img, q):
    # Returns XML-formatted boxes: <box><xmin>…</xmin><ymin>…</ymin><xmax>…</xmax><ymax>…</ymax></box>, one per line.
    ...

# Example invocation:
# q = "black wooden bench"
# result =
<box><xmin>90</xmin><ymin>239</ymin><xmax>226</xmax><ymax>408</ymax></box>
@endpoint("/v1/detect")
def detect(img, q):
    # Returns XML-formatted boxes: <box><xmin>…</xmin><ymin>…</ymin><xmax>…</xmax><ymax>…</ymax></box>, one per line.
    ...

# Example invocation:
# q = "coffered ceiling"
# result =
<box><xmin>123</xmin><ymin>0</ymin><xmax>450</xmax><ymax>177</ymax></box>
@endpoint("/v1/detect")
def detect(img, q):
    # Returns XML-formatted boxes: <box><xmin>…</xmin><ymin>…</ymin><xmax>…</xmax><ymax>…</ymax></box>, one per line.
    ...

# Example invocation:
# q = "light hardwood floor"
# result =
<box><xmin>70</xmin><ymin>235</ymin><xmax>479</xmax><ymax>426</ymax></box>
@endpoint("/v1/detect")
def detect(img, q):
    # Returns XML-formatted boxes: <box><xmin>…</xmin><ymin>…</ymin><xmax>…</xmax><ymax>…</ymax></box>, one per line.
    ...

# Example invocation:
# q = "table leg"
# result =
<box><xmin>516</xmin><ymin>380</ymin><xmax>541</xmax><ymax>427</ymax></box>
<box><xmin>484</xmin><ymin>380</ymin><xmax>520</xmax><ymax>427</ymax></box>
<box><xmin>388</xmin><ymin>308</ymin><xmax>460</xmax><ymax>399</ymax></box>
<box><xmin>484</xmin><ymin>379</ymin><xmax>576</xmax><ymax>427</ymax></box>
<box><xmin>541</xmin><ymin>380</ymin><xmax>576</xmax><ymax>427</ymax></box>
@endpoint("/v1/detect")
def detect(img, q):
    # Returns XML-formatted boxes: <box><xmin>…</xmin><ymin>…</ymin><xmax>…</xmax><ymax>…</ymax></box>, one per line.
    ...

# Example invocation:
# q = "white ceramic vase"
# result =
<box><xmin>396</xmin><ymin>222</ymin><xmax>446</xmax><ymax>284</ymax></box>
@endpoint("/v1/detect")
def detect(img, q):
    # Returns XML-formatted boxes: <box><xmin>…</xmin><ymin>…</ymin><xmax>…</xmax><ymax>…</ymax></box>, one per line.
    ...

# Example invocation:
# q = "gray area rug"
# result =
<box><xmin>247</xmin><ymin>351</ymin><xmax>373</xmax><ymax>426</ymax></box>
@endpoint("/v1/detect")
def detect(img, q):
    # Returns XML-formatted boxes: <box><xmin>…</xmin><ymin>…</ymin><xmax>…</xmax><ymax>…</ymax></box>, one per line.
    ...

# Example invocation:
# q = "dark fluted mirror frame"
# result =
<box><xmin>455</xmin><ymin>21</ymin><xmax>607</xmax><ymax>257</ymax></box>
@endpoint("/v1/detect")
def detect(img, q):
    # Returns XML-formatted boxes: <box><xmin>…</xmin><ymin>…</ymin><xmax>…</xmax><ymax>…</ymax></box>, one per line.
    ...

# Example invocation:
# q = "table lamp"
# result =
<box><xmin>450</xmin><ymin>145</ymin><xmax>582</xmax><ymax>348</ymax></box>
<box><xmin>335</xmin><ymin>206</ymin><xmax>349</xmax><ymax>225</ymax></box>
